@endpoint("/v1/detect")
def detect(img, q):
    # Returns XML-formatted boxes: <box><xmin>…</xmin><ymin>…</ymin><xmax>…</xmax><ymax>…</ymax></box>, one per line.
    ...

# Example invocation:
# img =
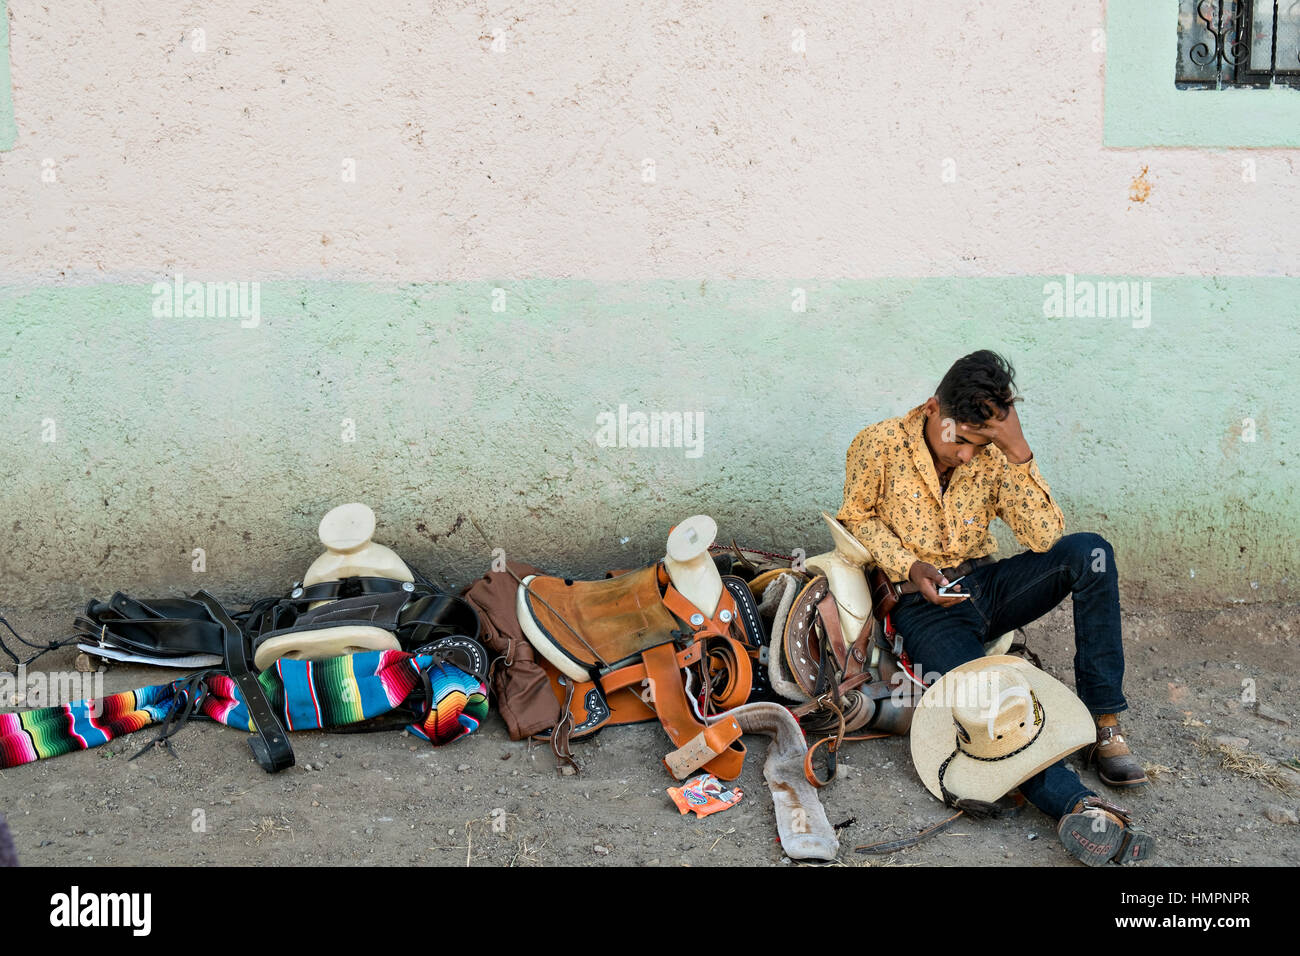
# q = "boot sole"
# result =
<box><xmin>1114</xmin><ymin>828</ymin><xmax>1155</xmax><ymax>865</ymax></box>
<box><xmin>1058</xmin><ymin>812</ymin><xmax>1155</xmax><ymax>866</ymax></box>
<box><xmin>1058</xmin><ymin>811</ymin><xmax>1125</xmax><ymax>866</ymax></box>
<box><xmin>1098</xmin><ymin>770</ymin><xmax>1150</xmax><ymax>788</ymax></box>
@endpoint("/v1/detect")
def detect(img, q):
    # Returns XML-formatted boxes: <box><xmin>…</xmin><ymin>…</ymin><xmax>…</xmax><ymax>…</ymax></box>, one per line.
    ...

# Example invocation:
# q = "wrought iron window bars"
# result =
<box><xmin>1176</xmin><ymin>0</ymin><xmax>1300</xmax><ymax>88</ymax></box>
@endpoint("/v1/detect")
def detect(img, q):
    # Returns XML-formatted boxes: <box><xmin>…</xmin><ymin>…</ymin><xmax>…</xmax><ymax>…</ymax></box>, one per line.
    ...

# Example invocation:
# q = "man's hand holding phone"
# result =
<box><xmin>909</xmin><ymin>561</ymin><xmax>971</xmax><ymax>607</ymax></box>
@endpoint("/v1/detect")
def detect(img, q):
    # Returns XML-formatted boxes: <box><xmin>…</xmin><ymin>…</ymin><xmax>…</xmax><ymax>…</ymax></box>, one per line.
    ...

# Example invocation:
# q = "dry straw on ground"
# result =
<box><xmin>1196</xmin><ymin>735</ymin><xmax>1299</xmax><ymax>795</ymax></box>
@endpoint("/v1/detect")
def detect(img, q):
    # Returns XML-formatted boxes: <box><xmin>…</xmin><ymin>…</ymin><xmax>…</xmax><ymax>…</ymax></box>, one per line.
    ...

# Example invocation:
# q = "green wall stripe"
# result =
<box><xmin>1106</xmin><ymin>0</ymin><xmax>1300</xmax><ymax>147</ymax></box>
<box><xmin>0</xmin><ymin>277</ymin><xmax>1295</xmax><ymax>609</ymax></box>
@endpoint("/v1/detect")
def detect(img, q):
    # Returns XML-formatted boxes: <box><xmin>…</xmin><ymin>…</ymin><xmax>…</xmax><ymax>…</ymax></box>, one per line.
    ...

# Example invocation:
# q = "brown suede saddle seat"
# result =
<box><xmin>518</xmin><ymin>565</ymin><xmax>681</xmax><ymax>680</ymax></box>
<box><xmin>515</xmin><ymin>564</ymin><xmax>767</xmax><ymax>780</ymax></box>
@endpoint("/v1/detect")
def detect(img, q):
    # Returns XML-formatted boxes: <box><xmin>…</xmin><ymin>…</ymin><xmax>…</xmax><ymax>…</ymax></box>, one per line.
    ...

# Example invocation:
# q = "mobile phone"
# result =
<box><xmin>936</xmin><ymin>576</ymin><xmax>969</xmax><ymax>598</ymax></box>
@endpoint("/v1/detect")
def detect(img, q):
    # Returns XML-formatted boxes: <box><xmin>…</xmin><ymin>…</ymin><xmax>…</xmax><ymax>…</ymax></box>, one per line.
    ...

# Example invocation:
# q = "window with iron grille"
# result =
<box><xmin>1177</xmin><ymin>1</ymin><xmax>1300</xmax><ymax>87</ymax></box>
<box><xmin>1180</xmin><ymin>0</ymin><xmax>1300</xmax><ymax>87</ymax></box>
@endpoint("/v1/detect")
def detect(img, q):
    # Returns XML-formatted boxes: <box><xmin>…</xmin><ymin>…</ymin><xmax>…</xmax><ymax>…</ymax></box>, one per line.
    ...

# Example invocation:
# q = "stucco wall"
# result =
<box><xmin>0</xmin><ymin>1</ymin><xmax>1296</xmax><ymax>611</ymax></box>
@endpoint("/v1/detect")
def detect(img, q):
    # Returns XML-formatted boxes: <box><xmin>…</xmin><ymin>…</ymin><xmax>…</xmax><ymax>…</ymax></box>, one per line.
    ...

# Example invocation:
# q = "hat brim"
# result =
<box><xmin>909</xmin><ymin>655</ymin><xmax>1096</xmax><ymax>805</ymax></box>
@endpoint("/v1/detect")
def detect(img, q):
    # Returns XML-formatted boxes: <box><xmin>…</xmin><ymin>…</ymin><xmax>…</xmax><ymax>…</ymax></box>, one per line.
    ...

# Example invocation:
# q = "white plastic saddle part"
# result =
<box><xmin>304</xmin><ymin>502</ymin><xmax>413</xmax><ymax>594</ymax></box>
<box><xmin>253</xmin><ymin>503</ymin><xmax>405</xmax><ymax>670</ymax></box>
<box><xmin>663</xmin><ymin>515</ymin><xmax>724</xmax><ymax>618</ymax></box>
<box><xmin>807</xmin><ymin>511</ymin><xmax>1012</xmax><ymax>659</ymax></box>
<box><xmin>803</xmin><ymin>512</ymin><xmax>876</xmax><ymax>648</ymax></box>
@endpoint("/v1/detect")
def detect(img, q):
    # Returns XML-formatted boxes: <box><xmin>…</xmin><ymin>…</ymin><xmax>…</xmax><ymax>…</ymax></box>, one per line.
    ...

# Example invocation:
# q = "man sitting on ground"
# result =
<box><xmin>836</xmin><ymin>349</ymin><xmax>1151</xmax><ymax>865</ymax></box>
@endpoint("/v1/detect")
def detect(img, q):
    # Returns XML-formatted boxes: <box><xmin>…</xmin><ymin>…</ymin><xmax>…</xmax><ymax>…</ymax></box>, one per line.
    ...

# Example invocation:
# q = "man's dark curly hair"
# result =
<box><xmin>935</xmin><ymin>350</ymin><xmax>1019</xmax><ymax>425</ymax></box>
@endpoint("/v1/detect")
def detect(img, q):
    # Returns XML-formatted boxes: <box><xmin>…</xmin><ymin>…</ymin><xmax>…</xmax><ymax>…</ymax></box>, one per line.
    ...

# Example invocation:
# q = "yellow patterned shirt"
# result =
<box><xmin>836</xmin><ymin>404</ymin><xmax>1065</xmax><ymax>582</ymax></box>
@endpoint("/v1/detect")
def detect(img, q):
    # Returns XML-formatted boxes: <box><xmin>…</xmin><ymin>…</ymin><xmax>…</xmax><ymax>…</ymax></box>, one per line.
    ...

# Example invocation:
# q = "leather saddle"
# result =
<box><xmin>247</xmin><ymin>586</ymin><xmax>482</xmax><ymax>672</ymax></box>
<box><xmin>518</xmin><ymin>566</ymin><xmax>679</xmax><ymax>679</ymax></box>
<box><xmin>78</xmin><ymin>577</ymin><xmax>484</xmax><ymax>675</ymax></box>
<box><xmin>516</xmin><ymin>565</ymin><xmax>766</xmax><ymax>780</ymax></box>
<box><xmin>77</xmin><ymin>578</ymin><xmax>486</xmax><ymax>775</ymax></box>
<box><xmin>779</xmin><ymin>574</ymin><xmax>919</xmax><ymax>732</ymax></box>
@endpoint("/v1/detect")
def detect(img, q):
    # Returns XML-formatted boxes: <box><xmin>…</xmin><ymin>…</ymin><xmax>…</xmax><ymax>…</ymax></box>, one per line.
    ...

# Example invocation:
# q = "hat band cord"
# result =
<box><xmin>937</xmin><ymin>690</ymin><xmax>1045</xmax><ymax>808</ymax></box>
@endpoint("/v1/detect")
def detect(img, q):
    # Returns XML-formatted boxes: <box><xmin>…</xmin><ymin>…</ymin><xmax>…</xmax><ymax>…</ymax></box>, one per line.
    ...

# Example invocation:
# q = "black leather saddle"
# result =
<box><xmin>75</xmin><ymin>578</ymin><xmax>484</xmax><ymax>774</ymax></box>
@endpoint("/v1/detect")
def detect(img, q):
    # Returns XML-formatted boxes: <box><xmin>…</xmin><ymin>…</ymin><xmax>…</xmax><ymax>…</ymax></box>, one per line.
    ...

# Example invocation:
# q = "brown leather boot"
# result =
<box><xmin>1085</xmin><ymin>714</ymin><xmax>1149</xmax><ymax>787</ymax></box>
<box><xmin>1057</xmin><ymin>797</ymin><xmax>1154</xmax><ymax>866</ymax></box>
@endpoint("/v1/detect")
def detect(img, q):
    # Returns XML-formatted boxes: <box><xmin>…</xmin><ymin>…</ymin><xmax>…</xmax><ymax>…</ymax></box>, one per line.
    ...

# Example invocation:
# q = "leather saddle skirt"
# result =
<box><xmin>516</xmin><ymin>565</ymin><xmax>680</xmax><ymax>682</ymax></box>
<box><xmin>76</xmin><ymin>593</ymin><xmax>225</xmax><ymax>661</ymax></box>
<box><xmin>78</xmin><ymin>581</ymin><xmax>482</xmax><ymax>674</ymax></box>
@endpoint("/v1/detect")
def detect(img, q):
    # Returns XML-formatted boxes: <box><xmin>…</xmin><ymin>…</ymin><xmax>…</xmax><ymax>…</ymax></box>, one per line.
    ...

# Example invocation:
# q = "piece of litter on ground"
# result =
<box><xmin>667</xmin><ymin>773</ymin><xmax>743</xmax><ymax>818</ymax></box>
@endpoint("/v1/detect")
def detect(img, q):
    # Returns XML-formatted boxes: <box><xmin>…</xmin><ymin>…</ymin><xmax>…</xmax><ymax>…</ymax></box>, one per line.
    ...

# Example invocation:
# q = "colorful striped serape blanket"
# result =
<box><xmin>0</xmin><ymin>649</ymin><xmax>488</xmax><ymax>769</ymax></box>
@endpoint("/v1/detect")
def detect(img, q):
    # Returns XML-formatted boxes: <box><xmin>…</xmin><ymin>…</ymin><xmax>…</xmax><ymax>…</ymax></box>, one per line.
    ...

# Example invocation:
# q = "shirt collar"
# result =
<box><xmin>903</xmin><ymin>404</ymin><xmax>945</xmax><ymax>503</ymax></box>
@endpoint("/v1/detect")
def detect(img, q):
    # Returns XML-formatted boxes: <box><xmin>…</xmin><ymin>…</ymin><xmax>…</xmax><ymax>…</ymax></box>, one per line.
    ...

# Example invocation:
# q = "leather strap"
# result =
<box><xmin>721</xmin><ymin>575</ymin><xmax>766</xmax><ymax>650</ymax></box>
<box><xmin>643</xmin><ymin>642</ymin><xmax>746</xmax><ymax>779</ymax></box>
<box><xmin>286</xmin><ymin>576</ymin><xmax>428</xmax><ymax>603</ymax></box>
<box><xmin>660</xmin><ymin>582</ymin><xmax>738</xmax><ymax>640</ymax></box>
<box><xmin>550</xmin><ymin>679</ymin><xmax>580</xmax><ymax>773</ymax></box>
<box><xmin>816</xmin><ymin>593</ymin><xmax>851</xmax><ymax>673</ymax></box>
<box><xmin>703</xmin><ymin>637</ymin><xmax>752</xmax><ymax>710</ymax></box>
<box><xmin>856</xmin><ymin>810</ymin><xmax>965</xmax><ymax>854</ymax></box>
<box><xmin>854</xmin><ymin>791</ymin><xmax>1026</xmax><ymax>854</ymax></box>
<box><xmin>195</xmin><ymin>590</ymin><xmax>295</xmax><ymax>773</ymax></box>
<box><xmin>722</xmin><ymin>574</ymin><xmax>771</xmax><ymax>699</ymax></box>
<box><xmin>76</xmin><ymin>593</ymin><xmax>226</xmax><ymax>659</ymax></box>
<box><xmin>1075</xmin><ymin>795</ymin><xmax>1134</xmax><ymax>825</ymax></box>
<box><xmin>803</xmin><ymin>727</ymin><xmax>889</xmax><ymax>788</ymax></box>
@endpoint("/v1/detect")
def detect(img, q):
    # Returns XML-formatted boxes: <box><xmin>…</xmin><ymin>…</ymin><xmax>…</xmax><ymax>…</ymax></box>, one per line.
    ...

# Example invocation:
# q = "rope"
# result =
<box><xmin>0</xmin><ymin>612</ymin><xmax>83</xmax><ymax>668</ymax></box>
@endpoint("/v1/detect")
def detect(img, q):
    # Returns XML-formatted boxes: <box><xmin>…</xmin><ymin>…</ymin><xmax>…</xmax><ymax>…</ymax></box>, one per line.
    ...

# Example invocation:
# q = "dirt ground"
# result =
<box><xmin>1</xmin><ymin>599</ymin><xmax>1297</xmax><ymax>867</ymax></box>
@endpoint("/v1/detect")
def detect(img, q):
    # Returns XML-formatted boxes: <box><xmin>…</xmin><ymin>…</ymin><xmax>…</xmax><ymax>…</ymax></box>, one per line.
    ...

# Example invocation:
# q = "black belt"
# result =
<box><xmin>892</xmin><ymin>555</ymin><xmax>994</xmax><ymax>596</ymax></box>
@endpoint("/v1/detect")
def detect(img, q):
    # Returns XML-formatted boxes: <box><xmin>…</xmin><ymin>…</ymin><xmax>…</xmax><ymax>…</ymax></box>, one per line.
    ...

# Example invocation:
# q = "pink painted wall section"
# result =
<box><xmin>0</xmin><ymin>1</ymin><xmax>1296</xmax><ymax>282</ymax></box>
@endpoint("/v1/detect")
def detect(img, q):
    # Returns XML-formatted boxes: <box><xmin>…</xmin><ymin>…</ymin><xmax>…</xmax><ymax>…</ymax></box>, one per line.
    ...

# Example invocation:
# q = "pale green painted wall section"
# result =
<box><xmin>0</xmin><ymin>278</ymin><xmax>1295</xmax><ymax>612</ymax></box>
<box><xmin>1106</xmin><ymin>0</ymin><xmax>1300</xmax><ymax>147</ymax></box>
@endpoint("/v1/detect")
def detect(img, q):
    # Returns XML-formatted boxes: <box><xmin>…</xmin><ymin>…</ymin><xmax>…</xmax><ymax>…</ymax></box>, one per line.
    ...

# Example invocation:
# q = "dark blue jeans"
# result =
<box><xmin>892</xmin><ymin>532</ymin><xmax>1128</xmax><ymax>819</ymax></box>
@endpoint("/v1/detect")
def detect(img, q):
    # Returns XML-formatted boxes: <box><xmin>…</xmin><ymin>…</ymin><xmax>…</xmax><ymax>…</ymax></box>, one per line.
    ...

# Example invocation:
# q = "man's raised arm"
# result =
<box><xmin>960</xmin><ymin>405</ymin><xmax>1065</xmax><ymax>552</ymax></box>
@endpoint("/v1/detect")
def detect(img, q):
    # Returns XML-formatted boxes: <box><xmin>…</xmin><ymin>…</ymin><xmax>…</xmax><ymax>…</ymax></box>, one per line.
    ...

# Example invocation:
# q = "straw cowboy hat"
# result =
<box><xmin>910</xmin><ymin>656</ymin><xmax>1095</xmax><ymax>806</ymax></box>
